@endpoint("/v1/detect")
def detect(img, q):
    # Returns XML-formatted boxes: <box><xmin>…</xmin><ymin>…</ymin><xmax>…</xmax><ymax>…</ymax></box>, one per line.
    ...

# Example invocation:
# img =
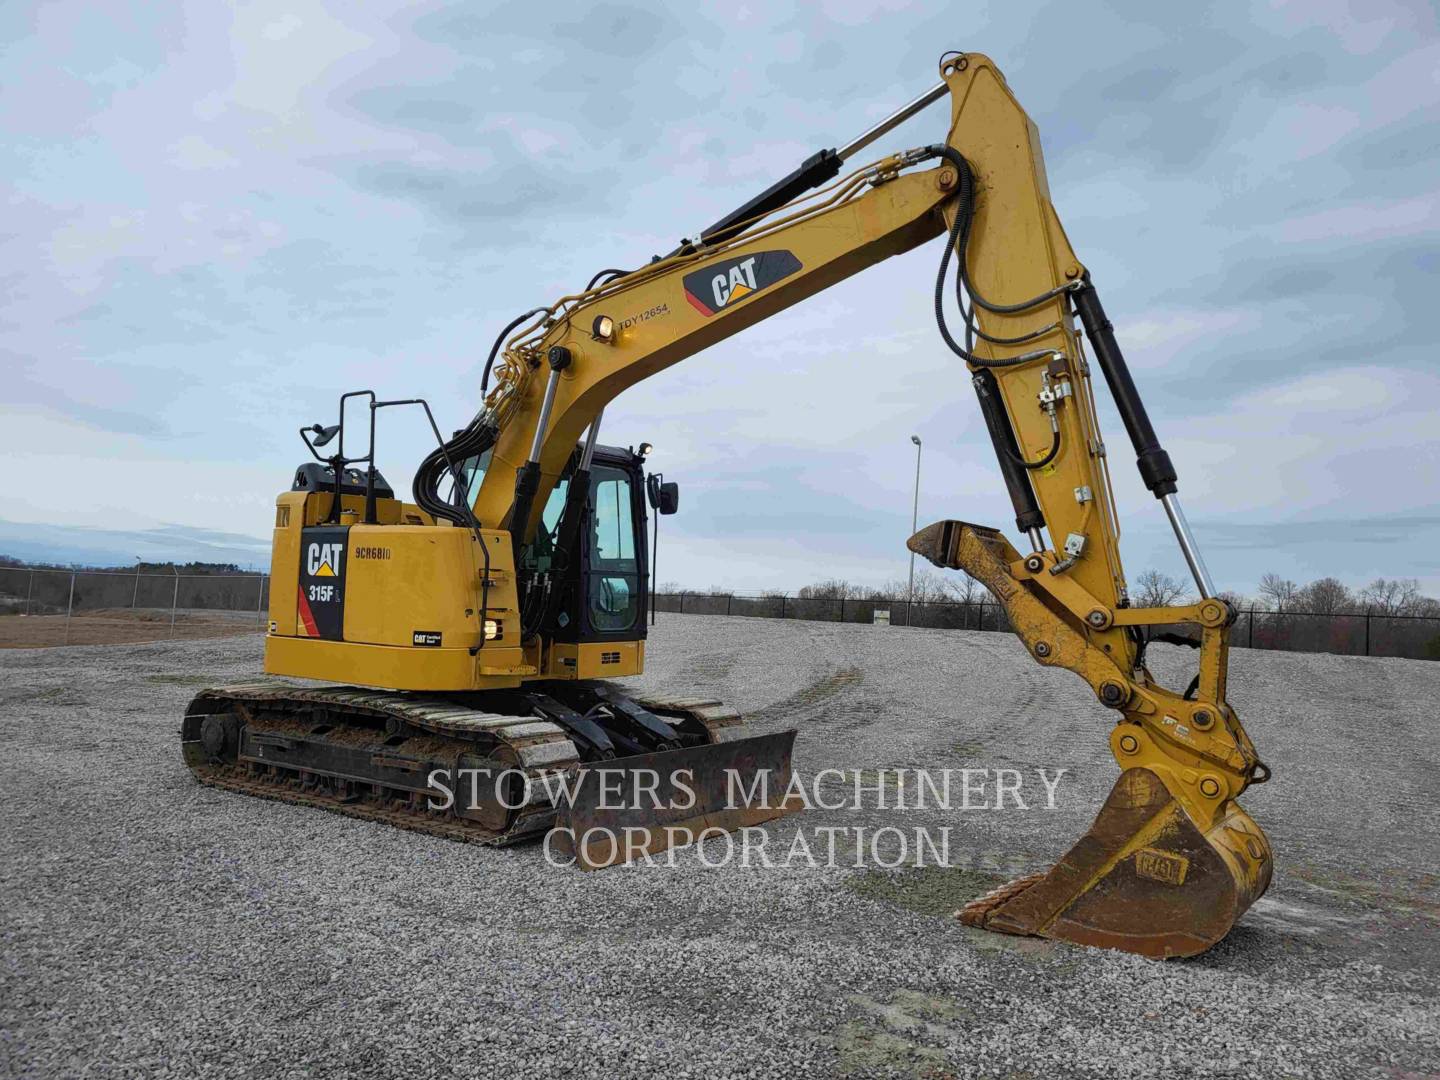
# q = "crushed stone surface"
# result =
<box><xmin>2</xmin><ymin>615</ymin><xmax>1437</xmax><ymax>1078</ymax></box>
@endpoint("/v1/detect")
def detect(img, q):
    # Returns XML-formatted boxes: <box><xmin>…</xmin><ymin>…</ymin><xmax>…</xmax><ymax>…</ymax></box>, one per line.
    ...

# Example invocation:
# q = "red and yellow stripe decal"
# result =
<box><xmin>296</xmin><ymin>585</ymin><xmax>320</xmax><ymax>637</ymax></box>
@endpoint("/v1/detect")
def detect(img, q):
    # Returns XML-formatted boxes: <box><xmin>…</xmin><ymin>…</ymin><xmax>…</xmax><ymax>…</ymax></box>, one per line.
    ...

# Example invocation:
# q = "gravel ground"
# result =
<box><xmin>0</xmin><ymin>609</ymin><xmax>263</xmax><ymax>649</ymax></box>
<box><xmin>2</xmin><ymin>615</ymin><xmax>1438</xmax><ymax>1079</ymax></box>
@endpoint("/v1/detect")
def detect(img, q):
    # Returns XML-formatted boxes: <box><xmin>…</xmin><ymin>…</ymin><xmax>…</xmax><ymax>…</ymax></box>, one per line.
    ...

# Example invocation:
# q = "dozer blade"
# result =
<box><xmin>551</xmin><ymin>730</ymin><xmax>801</xmax><ymax>870</ymax></box>
<box><xmin>960</xmin><ymin>767</ymin><xmax>1273</xmax><ymax>958</ymax></box>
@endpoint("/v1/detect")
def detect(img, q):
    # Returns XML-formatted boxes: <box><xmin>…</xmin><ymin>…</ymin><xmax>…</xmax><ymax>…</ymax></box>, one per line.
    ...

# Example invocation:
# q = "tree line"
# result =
<box><xmin>1134</xmin><ymin>569</ymin><xmax>1439</xmax><ymax>618</ymax></box>
<box><xmin>659</xmin><ymin>568</ymin><xmax>1440</xmax><ymax>618</ymax></box>
<box><xmin>0</xmin><ymin>555</ymin><xmax>256</xmax><ymax>576</ymax></box>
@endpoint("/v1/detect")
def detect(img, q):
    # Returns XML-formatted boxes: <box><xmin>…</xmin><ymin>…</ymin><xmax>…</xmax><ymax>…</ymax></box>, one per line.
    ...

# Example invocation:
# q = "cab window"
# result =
<box><xmin>592</xmin><ymin>474</ymin><xmax>635</xmax><ymax>562</ymax></box>
<box><xmin>588</xmin><ymin>465</ymin><xmax>639</xmax><ymax>631</ymax></box>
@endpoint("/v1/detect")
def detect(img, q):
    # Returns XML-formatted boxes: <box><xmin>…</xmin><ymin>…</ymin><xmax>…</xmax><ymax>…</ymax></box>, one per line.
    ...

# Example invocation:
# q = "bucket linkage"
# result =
<box><xmin>910</xmin><ymin>520</ymin><xmax>1272</xmax><ymax>958</ymax></box>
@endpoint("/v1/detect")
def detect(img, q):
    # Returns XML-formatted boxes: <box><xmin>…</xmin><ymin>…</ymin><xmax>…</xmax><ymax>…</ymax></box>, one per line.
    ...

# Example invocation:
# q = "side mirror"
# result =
<box><xmin>646</xmin><ymin>474</ymin><xmax>680</xmax><ymax>515</ymax></box>
<box><xmin>310</xmin><ymin>423</ymin><xmax>341</xmax><ymax>448</ymax></box>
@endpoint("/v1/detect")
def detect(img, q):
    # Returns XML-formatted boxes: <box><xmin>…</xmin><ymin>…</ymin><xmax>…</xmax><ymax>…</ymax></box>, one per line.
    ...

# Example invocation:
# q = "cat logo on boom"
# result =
<box><xmin>307</xmin><ymin>542</ymin><xmax>343</xmax><ymax>578</ymax></box>
<box><xmin>682</xmin><ymin>250</ymin><xmax>802</xmax><ymax>317</ymax></box>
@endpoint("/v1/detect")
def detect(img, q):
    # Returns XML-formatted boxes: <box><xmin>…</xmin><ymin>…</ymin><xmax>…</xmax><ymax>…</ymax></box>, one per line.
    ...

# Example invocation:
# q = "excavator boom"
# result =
<box><xmin>446</xmin><ymin>54</ymin><xmax>1271</xmax><ymax>955</ymax></box>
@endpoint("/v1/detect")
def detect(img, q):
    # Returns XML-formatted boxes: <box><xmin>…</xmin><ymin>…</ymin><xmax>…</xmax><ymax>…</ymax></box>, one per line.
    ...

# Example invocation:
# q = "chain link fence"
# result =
<box><xmin>0</xmin><ymin>566</ymin><xmax>269</xmax><ymax>648</ymax></box>
<box><xmin>5</xmin><ymin>566</ymin><xmax>1436</xmax><ymax>660</ymax></box>
<box><xmin>652</xmin><ymin>592</ymin><xmax>1440</xmax><ymax>661</ymax></box>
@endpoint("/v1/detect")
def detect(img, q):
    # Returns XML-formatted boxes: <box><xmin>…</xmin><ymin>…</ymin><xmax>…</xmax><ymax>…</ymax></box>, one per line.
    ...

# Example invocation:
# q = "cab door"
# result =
<box><xmin>583</xmin><ymin>463</ymin><xmax>645</xmax><ymax>638</ymax></box>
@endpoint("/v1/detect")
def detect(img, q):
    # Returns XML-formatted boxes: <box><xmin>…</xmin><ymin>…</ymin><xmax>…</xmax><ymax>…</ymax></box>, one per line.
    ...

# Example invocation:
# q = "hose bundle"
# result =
<box><xmin>929</xmin><ymin>145</ymin><xmax>1065</xmax><ymax>469</ymax></box>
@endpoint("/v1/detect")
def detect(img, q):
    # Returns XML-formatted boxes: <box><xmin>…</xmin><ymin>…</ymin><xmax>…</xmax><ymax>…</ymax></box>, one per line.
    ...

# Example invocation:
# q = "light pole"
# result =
<box><xmin>907</xmin><ymin>435</ymin><xmax>922</xmax><ymax>613</ymax></box>
<box><xmin>169</xmin><ymin>565</ymin><xmax>180</xmax><ymax>638</ymax></box>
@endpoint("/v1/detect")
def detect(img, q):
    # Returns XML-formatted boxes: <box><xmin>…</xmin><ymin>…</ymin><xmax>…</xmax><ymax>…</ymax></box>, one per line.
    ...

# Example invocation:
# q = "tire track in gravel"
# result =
<box><xmin>745</xmin><ymin>666</ymin><xmax>866</xmax><ymax>727</ymax></box>
<box><xmin>742</xmin><ymin>622</ymin><xmax>1045</xmax><ymax>769</ymax></box>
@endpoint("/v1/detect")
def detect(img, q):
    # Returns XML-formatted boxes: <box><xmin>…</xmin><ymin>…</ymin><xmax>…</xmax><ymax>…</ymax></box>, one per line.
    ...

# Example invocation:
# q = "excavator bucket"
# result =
<box><xmin>550</xmin><ymin>730</ymin><xmax>801</xmax><ymax>870</ymax></box>
<box><xmin>959</xmin><ymin>767</ymin><xmax>1272</xmax><ymax>958</ymax></box>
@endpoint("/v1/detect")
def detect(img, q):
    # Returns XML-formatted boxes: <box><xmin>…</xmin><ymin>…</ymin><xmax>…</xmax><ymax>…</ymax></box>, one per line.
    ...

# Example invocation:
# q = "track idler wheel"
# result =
<box><xmin>959</xmin><ymin>768</ymin><xmax>1272</xmax><ymax>958</ymax></box>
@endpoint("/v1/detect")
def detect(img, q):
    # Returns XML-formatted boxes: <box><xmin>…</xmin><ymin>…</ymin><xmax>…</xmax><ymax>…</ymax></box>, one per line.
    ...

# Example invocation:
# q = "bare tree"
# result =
<box><xmin>1299</xmin><ymin>576</ymin><xmax>1354</xmax><ymax>614</ymax></box>
<box><xmin>1134</xmin><ymin>569</ymin><xmax>1186</xmax><ymax>608</ymax></box>
<box><xmin>798</xmin><ymin>579</ymin><xmax>855</xmax><ymax>600</ymax></box>
<box><xmin>941</xmin><ymin>572</ymin><xmax>984</xmax><ymax>605</ymax></box>
<box><xmin>1216</xmin><ymin>588</ymin><xmax>1249</xmax><ymax>611</ymax></box>
<box><xmin>1358</xmin><ymin>577</ymin><xmax>1423</xmax><ymax>616</ymax></box>
<box><xmin>1256</xmin><ymin>573</ymin><xmax>1299</xmax><ymax>611</ymax></box>
<box><xmin>872</xmin><ymin>568</ymin><xmax>962</xmax><ymax>605</ymax></box>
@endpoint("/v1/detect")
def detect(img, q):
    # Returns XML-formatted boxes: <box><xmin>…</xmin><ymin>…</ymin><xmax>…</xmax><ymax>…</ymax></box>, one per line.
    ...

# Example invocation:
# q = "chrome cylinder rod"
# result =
<box><xmin>1161</xmin><ymin>493</ymin><xmax>1216</xmax><ymax>599</ymax></box>
<box><xmin>1027</xmin><ymin>527</ymin><xmax>1045</xmax><ymax>555</ymax></box>
<box><xmin>579</xmin><ymin>408</ymin><xmax>605</xmax><ymax>471</ymax></box>
<box><xmin>528</xmin><ymin>369</ymin><xmax>563</xmax><ymax>463</ymax></box>
<box><xmin>836</xmin><ymin>82</ymin><xmax>948</xmax><ymax>161</ymax></box>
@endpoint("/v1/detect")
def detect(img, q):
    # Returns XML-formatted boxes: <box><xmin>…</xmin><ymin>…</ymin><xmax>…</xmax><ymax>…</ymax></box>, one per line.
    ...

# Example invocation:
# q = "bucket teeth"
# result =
<box><xmin>956</xmin><ymin>872</ymin><xmax>1047</xmax><ymax>928</ymax></box>
<box><xmin>957</xmin><ymin>767</ymin><xmax>1272</xmax><ymax>958</ymax></box>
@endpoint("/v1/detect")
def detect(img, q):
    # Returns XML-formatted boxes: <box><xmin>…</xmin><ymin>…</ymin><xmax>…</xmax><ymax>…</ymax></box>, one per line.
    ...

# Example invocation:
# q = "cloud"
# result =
<box><xmin>0</xmin><ymin>0</ymin><xmax>1436</xmax><ymax>598</ymax></box>
<box><xmin>548</xmin><ymin>3</ymin><xmax>682</xmax><ymax>59</ymax></box>
<box><xmin>168</xmin><ymin>134</ymin><xmax>237</xmax><ymax>170</ymax></box>
<box><xmin>0</xmin><ymin>518</ymin><xmax>271</xmax><ymax>570</ymax></box>
<box><xmin>226</xmin><ymin>0</ymin><xmax>374</xmax><ymax>118</ymax></box>
<box><xmin>1264</xmin><ymin>193</ymin><xmax>1439</xmax><ymax>243</ymax></box>
<box><xmin>344</xmin><ymin>156</ymin><xmax>618</xmax><ymax>229</ymax></box>
<box><xmin>2</xmin><ymin>377</ymin><xmax>168</xmax><ymax>438</ymax></box>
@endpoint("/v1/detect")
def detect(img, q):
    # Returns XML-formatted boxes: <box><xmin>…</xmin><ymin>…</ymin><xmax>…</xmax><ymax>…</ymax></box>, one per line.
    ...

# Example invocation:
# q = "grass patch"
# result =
<box><xmin>844</xmin><ymin>865</ymin><xmax>1010</xmax><ymax>920</ymax></box>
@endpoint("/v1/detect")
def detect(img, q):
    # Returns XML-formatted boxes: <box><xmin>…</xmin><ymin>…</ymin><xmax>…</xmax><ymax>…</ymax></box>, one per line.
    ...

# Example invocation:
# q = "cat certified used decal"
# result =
<box><xmin>682</xmin><ymin>250</ymin><xmax>802</xmax><ymax>317</ymax></box>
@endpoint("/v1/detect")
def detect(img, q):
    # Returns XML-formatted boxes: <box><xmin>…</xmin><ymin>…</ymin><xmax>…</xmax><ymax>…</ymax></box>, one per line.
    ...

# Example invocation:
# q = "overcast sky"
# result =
<box><xmin>3</xmin><ymin>0</ymin><xmax>1437</xmax><ymax>595</ymax></box>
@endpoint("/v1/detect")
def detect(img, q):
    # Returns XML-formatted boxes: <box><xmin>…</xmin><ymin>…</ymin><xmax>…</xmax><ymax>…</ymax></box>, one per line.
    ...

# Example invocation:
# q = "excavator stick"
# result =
<box><xmin>550</xmin><ymin>730</ymin><xmax>801</xmax><ymax>870</ymax></box>
<box><xmin>910</xmin><ymin>520</ymin><xmax>1273</xmax><ymax>957</ymax></box>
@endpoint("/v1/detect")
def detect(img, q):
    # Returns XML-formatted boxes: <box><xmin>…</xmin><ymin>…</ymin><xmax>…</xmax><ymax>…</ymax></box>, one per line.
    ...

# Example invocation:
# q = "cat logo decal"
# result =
<box><xmin>682</xmin><ymin>251</ymin><xmax>802</xmax><ymax>316</ymax></box>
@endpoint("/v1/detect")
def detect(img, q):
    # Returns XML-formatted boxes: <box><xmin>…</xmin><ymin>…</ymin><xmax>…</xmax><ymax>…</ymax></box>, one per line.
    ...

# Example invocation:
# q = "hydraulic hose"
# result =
<box><xmin>412</xmin><ymin>418</ymin><xmax>496</xmax><ymax>526</ymax></box>
<box><xmin>414</xmin><ymin>308</ymin><xmax>543</xmax><ymax>525</ymax></box>
<box><xmin>585</xmin><ymin>268</ymin><xmax>628</xmax><ymax>290</ymax></box>
<box><xmin>1001</xmin><ymin>425</ymin><xmax>1061</xmax><ymax>471</ymax></box>
<box><xmin>929</xmin><ymin>146</ymin><xmax>1065</xmax><ymax>471</ymax></box>
<box><xmin>929</xmin><ymin>147</ymin><xmax>1058</xmax><ymax>370</ymax></box>
<box><xmin>952</xmin><ymin>239</ymin><xmax>1059</xmax><ymax>345</ymax></box>
<box><xmin>480</xmin><ymin>308</ymin><xmax>547</xmax><ymax>398</ymax></box>
<box><xmin>965</xmin><ymin>313</ymin><xmax>1063</xmax><ymax>346</ymax></box>
<box><xmin>415</xmin><ymin>307</ymin><xmax>548</xmax><ymax>527</ymax></box>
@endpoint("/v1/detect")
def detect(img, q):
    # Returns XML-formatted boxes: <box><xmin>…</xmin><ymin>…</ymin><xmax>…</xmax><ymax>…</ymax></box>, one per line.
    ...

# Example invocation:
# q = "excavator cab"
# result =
<box><xmin>444</xmin><ymin>440</ymin><xmax>669</xmax><ymax>648</ymax></box>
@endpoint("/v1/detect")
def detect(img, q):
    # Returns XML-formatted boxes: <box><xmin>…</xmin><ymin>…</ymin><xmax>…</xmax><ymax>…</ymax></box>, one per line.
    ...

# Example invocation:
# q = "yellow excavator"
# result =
<box><xmin>182</xmin><ymin>52</ymin><xmax>1271</xmax><ymax>958</ymax></box>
